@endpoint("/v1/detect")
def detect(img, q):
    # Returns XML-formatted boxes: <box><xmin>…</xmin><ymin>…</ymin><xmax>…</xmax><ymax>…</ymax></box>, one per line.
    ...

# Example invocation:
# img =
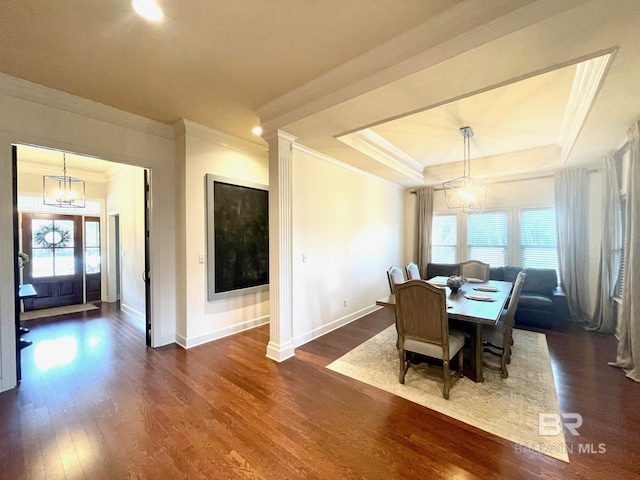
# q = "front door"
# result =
<box><xmin>22</xmin><ymin>213</ymin><xmax>83</xmax><ymax>310</ymax></box>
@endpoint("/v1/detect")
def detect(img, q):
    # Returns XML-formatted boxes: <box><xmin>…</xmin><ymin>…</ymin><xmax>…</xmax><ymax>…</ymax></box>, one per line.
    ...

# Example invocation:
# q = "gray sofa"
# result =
<box><xmin>426</xmin><ymin>263</ymin><xmax>569</xmax><ymax>329</ymax></box>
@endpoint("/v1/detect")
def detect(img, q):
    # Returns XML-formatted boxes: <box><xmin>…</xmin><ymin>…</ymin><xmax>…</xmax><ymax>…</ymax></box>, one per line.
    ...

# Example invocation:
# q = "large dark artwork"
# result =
<box><xmin>206</xmin><ymin>174</ymin><xmax>269</xmax><ymax>299</ymax></box>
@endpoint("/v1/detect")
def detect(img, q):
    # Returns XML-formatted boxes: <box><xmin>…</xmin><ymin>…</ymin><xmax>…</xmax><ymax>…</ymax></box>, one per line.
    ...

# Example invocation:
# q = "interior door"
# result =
<box><xmin>12</xmin><ymin>145</ymin><xmax>21</xmax><ymax>381</ymax></box>
<box><xmin>22</xmin><ymin>213</ymin><xmax>83</xmax><ymax>310</ymax></box>
<box><xmin>84</xmin><ymin>217</ymin><xmax>101</xmax><ymax>302</ymax></box>
<box><xmin>143</xmin><ymin>169</ymin><xmax>151</xmax><ymax>346</ymax></box>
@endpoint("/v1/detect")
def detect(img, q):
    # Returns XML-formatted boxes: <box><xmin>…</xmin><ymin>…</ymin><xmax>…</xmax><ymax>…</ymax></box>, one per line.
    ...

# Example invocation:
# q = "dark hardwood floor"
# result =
<box><xmin>1</xmin><ymin>304</ymin><xmax>639</xmax><ymax>479</ymax></box>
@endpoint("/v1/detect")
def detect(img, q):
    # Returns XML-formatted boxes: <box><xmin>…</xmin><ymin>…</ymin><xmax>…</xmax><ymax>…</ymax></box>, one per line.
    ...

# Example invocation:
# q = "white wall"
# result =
<box><xmin>0</xmin><ymin>74</ymin><xmax>176</xmax><ymax>391</ymax></box>
<box><xmin>174</xmin><ymin>120</ymin><xmax>270</xmax><ymax>348</ymax></box>
<box><xmin>291</xmin><ymin>146</ymin><xmax>405</xmax><ymax>346</ymax></box>
<box><xmin>106</xmin><ymin>167</ymin><xmax>146</xmax><ymax>320</ymax></box>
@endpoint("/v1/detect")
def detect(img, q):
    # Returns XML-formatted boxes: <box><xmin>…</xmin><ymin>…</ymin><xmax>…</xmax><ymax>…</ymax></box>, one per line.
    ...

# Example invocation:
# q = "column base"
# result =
<box><xmin>266</xmin><ymin>340</ymin><xmax>295</xmax><ymax>362</ymax></box>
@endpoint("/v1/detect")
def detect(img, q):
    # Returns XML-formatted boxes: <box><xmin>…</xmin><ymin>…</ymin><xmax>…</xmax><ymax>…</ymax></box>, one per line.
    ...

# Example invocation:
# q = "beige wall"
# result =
<box><xmin>291</xmin><ymin>147</ymin><xmax>405</xmax><ymax>346</ymax></box>
<box><xmin>174</xmin><ymin>120</ymin><xmax>270</xmax><ymax>348</ymax></box>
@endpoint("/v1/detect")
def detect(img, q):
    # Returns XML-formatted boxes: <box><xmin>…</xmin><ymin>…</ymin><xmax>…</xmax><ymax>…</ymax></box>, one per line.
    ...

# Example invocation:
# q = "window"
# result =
<box><xmin>467</xmin><ymin>211</ymin><xmax>508</xmax><ymax>266</ymax></box>
<box><xmin>30</xmin><ymin>218</ymin><xmax>76</xmax><ymax>277</ymax></box>
<box><xmin>520</xmin><ymin>208</ymin><xmax>559</xmax><ymax>273</ymax></box>
<box><xmin>431</xmin><ymin>215</ymin><xmax>457</xmax><ymax>263</ymax></box>
<box><xmin>85</xmin><ymin>219</ymin><xmax>101</xmax><ymax>274</ymax></box>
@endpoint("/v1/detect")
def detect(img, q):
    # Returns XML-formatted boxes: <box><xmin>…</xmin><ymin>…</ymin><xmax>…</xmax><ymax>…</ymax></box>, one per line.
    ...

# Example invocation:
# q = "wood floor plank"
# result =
<box><xmin>1</xmin><ymin>303</ymin><xmax>639</xmax><ymax>479</ymax></box>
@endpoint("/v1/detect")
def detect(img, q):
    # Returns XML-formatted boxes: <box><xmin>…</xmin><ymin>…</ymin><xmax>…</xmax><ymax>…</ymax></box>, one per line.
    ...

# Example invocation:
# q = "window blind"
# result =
<box><xmin>431</xmin><ymin>215</ymin><xmax>457</xmax><ymax>264</ymax></box>
<box><xmin>467</xmin><ymin>211</ymin><xmax>507</xmax><ymax>266</ymax></box>
<box><xmin>520</xmin><ymin>208</ymin><xmax>559</xmax><ymax>273</ymax></box>
<box><xmin>617</xmin><ymin>198</ymin><xmax>627</xmax><ymax>297</ymax></box>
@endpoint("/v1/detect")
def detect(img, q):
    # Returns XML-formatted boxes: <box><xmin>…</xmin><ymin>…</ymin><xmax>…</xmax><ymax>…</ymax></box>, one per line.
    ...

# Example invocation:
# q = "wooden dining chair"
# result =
<box><xmin>387</xmin><ymin>265</ymin><xmax>405</xmax><ymax>294</ymax></box>
<box><xmin>460</xmin><ymin>260</ymin><xmax>490</xmax><ymax>281</ymax></box>
<box><xmin>482</xmin><ymin>271</ymin><xmax>526</xmax><ymax>378</ymax></box>
<box><xmin>405</xmin><ymin>262</ymin><xmax>421</xmax><ymax>280</ymax></box>
<box><xmin>394</xmin><ymin>280</ymin><xmax>465</xmax><ymax>399</ymax></box>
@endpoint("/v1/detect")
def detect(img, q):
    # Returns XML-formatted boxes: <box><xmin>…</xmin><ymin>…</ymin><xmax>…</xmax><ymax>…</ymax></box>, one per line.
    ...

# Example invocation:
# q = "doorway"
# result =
<box><xmin>21</xmin><ymin>213</ymin><xmax>84</xmax><ymax>310</ymax></box>
<box><xmin>14</xmin><ymin>144</ymin><xmax>152</xmax><ymax>386</ymax></box>
<box><xmin>108</xmin><ymin>213</ymin><xmax>121</xmax><ymax>303</ymax></box>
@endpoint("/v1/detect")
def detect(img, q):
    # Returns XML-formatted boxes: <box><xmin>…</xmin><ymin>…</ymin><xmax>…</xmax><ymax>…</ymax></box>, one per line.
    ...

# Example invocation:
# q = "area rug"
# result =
<box><xmin>21</xmin><ymin>303</ymin><xmax>99</xmax><ymax>321</ymax></box>
<box><xmin>327</xmin><ymin>326</ymin><xmax>569</xmax><ymax>462</ymax></box>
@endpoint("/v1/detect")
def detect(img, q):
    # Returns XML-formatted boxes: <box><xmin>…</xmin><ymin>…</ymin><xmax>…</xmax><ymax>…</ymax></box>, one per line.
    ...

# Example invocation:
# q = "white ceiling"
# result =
<box><xmin>2</xmin><ymin>0</ymin><xmax>640</xmax><ymax>185</ymax></box>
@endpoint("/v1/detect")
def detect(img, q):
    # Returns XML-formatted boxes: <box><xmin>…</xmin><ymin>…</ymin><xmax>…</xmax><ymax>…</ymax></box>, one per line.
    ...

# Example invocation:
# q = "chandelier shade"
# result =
<box><xmin>43</xmin><ymin>153</ymin><xmax>86</xmax><ymax>208</ymax></box>
<box><xmin>443</xmin><ymin>126</ymin><xmax>486</xmax><ymax>212</ymax></box>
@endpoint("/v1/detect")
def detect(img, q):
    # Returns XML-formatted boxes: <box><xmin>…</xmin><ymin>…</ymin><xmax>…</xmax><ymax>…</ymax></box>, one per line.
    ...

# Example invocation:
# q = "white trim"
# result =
<box><xmin>256</xmin><ymin>0</ymin><xmax>581</xmax><ymax>131</ymax></box>
<box><xmin>293</xmin><ymin>304</ymin><xmax>381</xmax><ymax>348</ymax></box>
<box><xmin>0</xmin><ymin>73</ymin><xmax>174</xmax><ymax>139</ymax></box>
<box><xmin>293</xmin><ymin>143</ymin><xmax>405</xmax><ymax>191</ymax></box>
<box><xmin>175</xmin><ymin>119</ymin><xmax>266</xmax><ymax>158</ymax></box>
<box><xmin>120</xmin><ymin>303</ymin><xmax>145</xmax><ymax>322</ymax></box>
<box><xmin>336</xmin><ymin>129</ymin><xmax>424</xmax><ymax>184</ymax></box>
<box><xmin>18</xmin><ymin>160</ymin><xmax>107</xmax><ymax>183</ymax></box>
<box><xmin>559</xmin><ymin>51</ymin><xmax>615</xmax><ymax>163</ymax></box>
<box><xmin>177</xmin><ymin>315</ymin><xmax>270</xmax><ymax>349</ymax></box>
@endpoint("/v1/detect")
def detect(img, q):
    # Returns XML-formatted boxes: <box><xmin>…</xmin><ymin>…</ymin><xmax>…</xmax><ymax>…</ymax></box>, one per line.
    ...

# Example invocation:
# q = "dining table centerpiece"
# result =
<box><xmin>446</xmin><ymin>275</ymin><xmax>467</xmax><ymax>293</ymax></box>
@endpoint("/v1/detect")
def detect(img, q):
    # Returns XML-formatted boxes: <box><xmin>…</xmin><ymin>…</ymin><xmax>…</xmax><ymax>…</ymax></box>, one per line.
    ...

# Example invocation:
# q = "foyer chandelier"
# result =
<box><xmin>43</xmin><ymin>153</ymin><xmax>86</xmax><ymax>208</ymax></box>
<box><xmin>443</xmin><ymin>126</ymin><xmax>486</xmax><ymax>212</ymax></box>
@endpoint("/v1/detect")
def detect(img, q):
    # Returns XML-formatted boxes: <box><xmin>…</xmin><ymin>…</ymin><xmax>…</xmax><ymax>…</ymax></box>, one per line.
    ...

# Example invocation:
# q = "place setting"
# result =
<box><xmin>464</xmin><ymin>292</ymin><xmax>496</xmax><ymax>301</ymax></box>
<box><xmin>473</xmin><ymin>285</ymin><xmax>499</xmax><ymax>292</ymax></box>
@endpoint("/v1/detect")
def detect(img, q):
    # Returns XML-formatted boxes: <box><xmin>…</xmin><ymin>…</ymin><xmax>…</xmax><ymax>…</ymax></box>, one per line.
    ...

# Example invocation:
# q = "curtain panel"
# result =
<box><xmin>610</xmin><ymin>120</ymin><xmax>640</xmax><ymax>382</ymax></box>
<box><xmin>554</xmin><ymin>168</ymin><xmax>590</xmax><ymax>321</ymax></box>
<box><xmin>587</xmin><ymin>155</ymin><xmax>621</xmax><ymax>333</ymax></box>
<box><xmin>414</xmin><ymin>187</ymin><xmax>433</xmax><ymax>278</ymax></box>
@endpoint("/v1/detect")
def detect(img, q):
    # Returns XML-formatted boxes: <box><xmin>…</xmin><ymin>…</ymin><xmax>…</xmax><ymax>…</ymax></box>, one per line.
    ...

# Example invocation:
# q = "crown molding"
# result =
<box><xmin>0</xmin><ymin>73</ymin><xmax>175</xmax><ymax>139</ymax></box>
<box><xmin>423</xmin><ymin>144</ymin><xmax>562</xmax><ymax>185</ymax></box>
<box><xmin>18</xmin><ymin>160</ymin><xmax>107</xmax><ymax>183</ymax></box>
<box><xmin>174</xmin><ymin>119</ymin><xmax>266</xmax><ymax>158</ymax></box>
<box><xmin>105</xmin><ymin>164</ymin><xmax>135</xmax><ymax>183</ymax></box>
<box><xmin>292</xmin><ymin>143</ymin><xmax>405</xmax><ymax>191</ymax></box>
<box><xmin>559</xmin><ymin>49</ymin><xmax>616</xmax><ymax>163</ymax></box>
<box><xmin>262</xmin><ymin>130</ymin><xmax>297</xmax><ymax>144</ymax></box>
<box><xmin>337</xmin><ymin>129</ymin><xmax>424</xmax><ymax>184</ymax></box>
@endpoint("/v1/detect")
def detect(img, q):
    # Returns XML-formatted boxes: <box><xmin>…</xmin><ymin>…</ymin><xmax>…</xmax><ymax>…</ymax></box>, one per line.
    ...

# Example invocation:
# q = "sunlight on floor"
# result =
<box><xmin>33</xmin><ymin>336</ymin><xmax>78</xmax><ymax>372</ymax></box>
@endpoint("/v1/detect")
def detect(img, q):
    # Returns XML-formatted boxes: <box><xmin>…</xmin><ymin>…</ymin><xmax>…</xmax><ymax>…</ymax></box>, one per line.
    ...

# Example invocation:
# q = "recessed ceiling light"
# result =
<box><xmin>252</xmin><ymin>126</ymin><xmax>263</xmax><ymax>136</ymax></box>
<box><xmin>132</xmin><ymin>0</ymin><xmax>164</xmax><ymax>22</ymax></box>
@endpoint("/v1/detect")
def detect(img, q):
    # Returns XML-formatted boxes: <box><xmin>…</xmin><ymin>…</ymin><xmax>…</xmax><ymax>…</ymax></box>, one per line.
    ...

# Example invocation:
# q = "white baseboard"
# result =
<box><xmin>120</xmin><ymin>303</ymin><xmax>145</xmax><ymax>322</ymax></box>
<box><xmin>181</xmin><ymin>315</ymin><xmax>270</xmax><ymax>349</ymax></box>
<box><xmin>292</xmin><ymin>304</ymin><xmax>381</xmax><ymax>348</ymax></box>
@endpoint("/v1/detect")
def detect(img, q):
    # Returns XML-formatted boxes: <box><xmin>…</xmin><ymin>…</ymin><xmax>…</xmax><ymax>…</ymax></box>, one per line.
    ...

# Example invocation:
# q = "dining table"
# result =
<box><xmin>376</xmin><ymin>276</ymin><xmax>513</xmax><ymax>382</ymax></box>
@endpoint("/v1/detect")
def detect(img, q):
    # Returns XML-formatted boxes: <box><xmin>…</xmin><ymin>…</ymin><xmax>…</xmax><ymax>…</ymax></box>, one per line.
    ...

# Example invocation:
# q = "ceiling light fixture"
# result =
<box><xmin>43</xmin><ymin>153</ymin><xmax>86</xmax><ymax>208</ymax></box>
<box><xmin>252</xmin><ymin>126</ymin><xmax>263</xmax><ymax>136</ymax></box>
<box><xmin>132</xmin><ymin>0</ymin><xmax>164</xmax><ymax>22</ymax></box>
<box><xmin>443</xmin><ymin>126</ymin><xmax>486</xmax><ymax>212</ymax></box>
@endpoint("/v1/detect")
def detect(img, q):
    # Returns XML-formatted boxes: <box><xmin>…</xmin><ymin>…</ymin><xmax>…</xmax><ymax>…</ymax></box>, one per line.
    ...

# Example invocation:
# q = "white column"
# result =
<box><xmin>265</xmin><ymin>130</ymin><xmax>296</xmax><ymax>362</ymax></box>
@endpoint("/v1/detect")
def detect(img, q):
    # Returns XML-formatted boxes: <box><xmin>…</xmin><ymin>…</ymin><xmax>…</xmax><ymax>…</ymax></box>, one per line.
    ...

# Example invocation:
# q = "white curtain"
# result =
<box><xmin>554</xmin><ymin>168</ymin><xmax>590</xmax><ymax>321</ymax></box>
<box><xmin>610</xmin><ymin>120</ymin><xmax>640</xmax><ymax>382</ymax></box>
<box><xmin>414</xmin><ymin>187</ymin><xmax>433</xmax><ymax>277</ymax></box>
<box><xmin>587</xmin><ymin>155</ymin><xmax>621</xmax><ymax>333</ymax></box>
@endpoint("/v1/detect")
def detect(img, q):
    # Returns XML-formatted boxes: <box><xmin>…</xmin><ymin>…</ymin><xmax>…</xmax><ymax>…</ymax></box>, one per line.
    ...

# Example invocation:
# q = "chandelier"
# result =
<box><xmin>443</xmin><ymin>126</ymin><xmax>486</xmax><ymax>212</ymax></box>
<box><xmin>43</xmin><ymin>153</ymin><xmax>86</xmax><ymax>208</ymax></box>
